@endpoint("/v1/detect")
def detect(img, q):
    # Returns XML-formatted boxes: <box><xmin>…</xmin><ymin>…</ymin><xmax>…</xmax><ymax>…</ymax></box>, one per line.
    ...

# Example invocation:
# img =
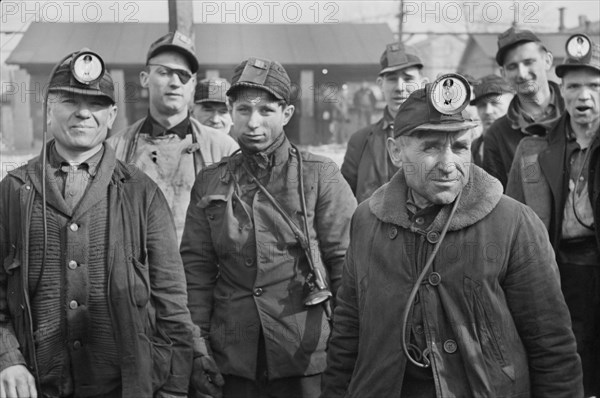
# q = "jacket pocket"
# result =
<box><xmin>130</xmin><ymin>257</ymin><xmax>150</xmax><ymax>308</ymax></box>
<box><xmin>141</xmin><ymin>328</ymin><xmax>174</xmax><ymax>393</ymax></box>
<box><xmin>465</xmin><ymin>277</ymin><xmax>516</xmax><ymax>383</ymax></box>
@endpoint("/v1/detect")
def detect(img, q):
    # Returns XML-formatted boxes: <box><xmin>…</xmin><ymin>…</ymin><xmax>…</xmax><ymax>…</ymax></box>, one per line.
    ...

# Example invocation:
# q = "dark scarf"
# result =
<box><xmin>241</xmin><ymin>131</ymin><xmax>286</xmax><ymax>170</ymax></box>
<box><xmin>506</xmin><ymin>81</ymin><xmax>565</xmax><ymax>137</ymax></box>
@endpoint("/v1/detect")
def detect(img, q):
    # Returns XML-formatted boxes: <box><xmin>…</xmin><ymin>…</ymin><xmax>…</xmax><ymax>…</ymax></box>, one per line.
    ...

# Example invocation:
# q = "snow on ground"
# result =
<box><xmin>0</xmin><ymin>144</ymin><xmax>348</xmax><ymax>181</ymax></box>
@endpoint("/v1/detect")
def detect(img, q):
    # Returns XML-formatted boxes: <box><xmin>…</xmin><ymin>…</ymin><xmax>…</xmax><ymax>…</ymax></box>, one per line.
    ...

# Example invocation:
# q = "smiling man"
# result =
<box><xmin>342</xmin><ymin>42</ymin><xmax>428</xmax><ymax>203</ymax></box>
<box><xmin>193</xmin><ymin>78</ymin><xmax>234</xmax><ymax>138</ymax></box>
<box><xmin>181</xmin><ymin>57</ymin><xmax>356</xmax><ymax>398</ymax></box>
<box><xmin>322</xmin><ymin>74</ymin><xmax>582</xmax><ymax>398</ymax></box>
<box><xmin>507</xmin><ymin>34</ymin><xmax>600</xmax><ymax>397</ymax></box>
<box><xmin>108</xmin><ymin>31</ymin><xmax>237</xmax><ymax>241</ymax></box>
<box><xmin>483</xmin><ymin>28</ymin><xmax>565</xmax><ymax>189</ymax></box>
<box><xmin>0</xmin><ymin>50</ymin><xmax>198</xmax><ymax>398</ymax></box>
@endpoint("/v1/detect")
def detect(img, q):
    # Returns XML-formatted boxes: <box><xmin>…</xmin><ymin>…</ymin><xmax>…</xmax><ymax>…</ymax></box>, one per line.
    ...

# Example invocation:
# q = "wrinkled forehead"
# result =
<box><xmin>382</xmin><ymin>66</ymin><xmax>423</xmax><ymax>80</ymax></box>
<box><xmin>406</xmin><ymin>129</ymin><xmax>474</xmax><ymax>143</ymax></box>
<box><xmin>148</xmin><ymin>51</ymin><xmax>192</xmax><ymax>72</ymax></box>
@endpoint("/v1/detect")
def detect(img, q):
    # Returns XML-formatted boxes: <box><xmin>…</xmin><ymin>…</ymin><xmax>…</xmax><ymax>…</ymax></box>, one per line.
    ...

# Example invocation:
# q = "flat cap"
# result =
<box><xmin>194</xmin><ymin>78</ymin><xmax>231</xmax><ymax>104</ymax></box>
<box><xmin>379</xmin><ymin>42</ymin><xmax>423</xmax><ymax>75</ymax></box>
<box><xmin>227</xmin><ymin>57</ymin><xmax>292</xmax><ymax>103</ymax></box>
<box><xmin>496</xmin><ymin>27</ymin><xmax>541</xmax><ymax>66</ymax></box>
<box><xmin>470</xmin><ymin>74</ymin><xmax>514</xmax><ymax>105</ymax></box>
<box><xmin>147</xmin><ymin>31</ymin><xmax>199</xmax><ymax>74</ymax></box>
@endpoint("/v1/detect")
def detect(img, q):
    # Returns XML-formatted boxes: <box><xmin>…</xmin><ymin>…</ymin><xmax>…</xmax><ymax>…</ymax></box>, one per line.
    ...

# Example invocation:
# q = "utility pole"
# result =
<box><xmin>398</xmin><ymin>0</ymin><xmax>404</xmax><ymax>42</ymax></box>
<box><xmin>168</xmin><ymin>0</ymin><xmax>194</xmax><ymax>38</ymax></box>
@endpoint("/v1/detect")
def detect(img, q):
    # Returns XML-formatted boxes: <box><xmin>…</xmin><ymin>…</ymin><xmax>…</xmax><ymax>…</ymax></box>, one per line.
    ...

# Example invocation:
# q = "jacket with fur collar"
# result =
<box><xmin>323</xmin><ymin>165</ymin><xmax>582</xmax><ymax>398</ymax></box>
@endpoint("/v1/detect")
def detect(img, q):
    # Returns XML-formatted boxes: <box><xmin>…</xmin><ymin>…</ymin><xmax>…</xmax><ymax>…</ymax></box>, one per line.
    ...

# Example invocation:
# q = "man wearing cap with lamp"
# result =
<box><xmin>181</xmin><ymin>57</ymin><xmax>356</xmax><ymax>398</ymax></box>
<box><xmin>322</xmin><ymin>74</ymin><xmax>582</xmax><ymax>398</ymax></box>
<box><xmin>507</xmin><ymin>34</ymin><xmax>600</xmax><ymax>397</ymax></box>
<box><xmin>193</xmin><ymin>78</ymin><xmax>235</xmax><ymax>139</ymax></box>
<box><xmin>0</xmin><ymin>50</ymin><xmax>197</xmax><ymax>397</ymax></box>
<box><xmin>470</xmin><ymin>75</ymin><xmax>515</xmax><ymax>166</ymax></box>
<box><xmin>483</xmin><ymin>27</ymin><xmax>564</xmax><ymax>189</ymax></box>
<box><xmin>108</xmin><ymin>31</ymin><xmax>238</xmax><ymax>242</ymax></box>
<box><xmin>342</xmin><ymin>42</ymin><xmax>428</xmax><ymax>203</ymax></box>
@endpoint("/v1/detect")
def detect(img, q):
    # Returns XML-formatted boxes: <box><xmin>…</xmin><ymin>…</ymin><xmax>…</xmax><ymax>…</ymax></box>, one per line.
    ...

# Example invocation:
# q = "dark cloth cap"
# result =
<box><xmin>556</xmin><ymin>34</ymin><xmax>600</xmax><ymax>77</ymax></box>
<box><xmin>49</xmin><ymin>50</ymin><xmax>115</xmax><ymax>103</ymax></box>
<box><xmin>394</xmin><ymin>74</ymin><xmax>479</xmax><ymax>137</ymax></box>
<box><xmin>227</xmin><ymin>57</ymin><xmax>292</xmax><ymax>103</ymax></box>
<box><xmin>380</xmin><ymin>42</ymin><xmax>423</xmax><ymax>75</ymax></box>
<box><xmin>194</xmin><ymin>78</ymin><xmax>231</xmax><ymax>104</ymax></box>
<box><xmin>147</xmin><ymin>31</ymin><xmax>199</xmax><ymax>73</ymax></box>
<box><xmin>496</xmin><ymin>27</ymin><xmax>542</xmax><ymax>65</ymax></box>
<box><xmin>470</xmin><ymin>74</ymin><xmax>515</xmax><ymax>105</ymax></box>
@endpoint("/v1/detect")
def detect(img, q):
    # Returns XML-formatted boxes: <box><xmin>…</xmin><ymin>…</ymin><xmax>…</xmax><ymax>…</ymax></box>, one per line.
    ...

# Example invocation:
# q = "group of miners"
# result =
<box><xmin>0</xmin><ymin>25</ymin><xmax>598</xmax><ymax>398</ymax></box>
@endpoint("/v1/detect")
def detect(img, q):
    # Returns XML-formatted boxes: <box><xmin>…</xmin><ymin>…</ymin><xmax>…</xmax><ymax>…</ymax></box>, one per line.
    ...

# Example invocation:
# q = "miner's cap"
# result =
<box><xmin>48</xmin><ymin>49</ymin><xmax>115</xmax><ymax>103</ymax></box>
<box><xmin>394</xmin><ymin>73</ymin><xmax>479</xmax><ymax>137</ymax></box>
<box><xmin>147</xmin><ymin>31</ymin><xmax>199</xmax><ymax>74</ymax></box>
<box><xmin>227</xmin><ymin>57</ymin><xmax>292</xmax><ymax>103</ymax></box>
<box><xmin>555</xmin><ymin>34</ymin><xmax>600</xmax><ymax>77</ymax></box>
<box><xmin>379</xmin><ymin>42</ymin><xmax>423</xmax><ymax>75</ymax></box>
<box><xmin>470</xmin><ymin>74</ymin><xmax>515</xmax><ymax>106</ymax></box>
<box><xmin>195</xmin><ymin>78</ymin><xmax>231</xmax><ymax>104</ymax></box>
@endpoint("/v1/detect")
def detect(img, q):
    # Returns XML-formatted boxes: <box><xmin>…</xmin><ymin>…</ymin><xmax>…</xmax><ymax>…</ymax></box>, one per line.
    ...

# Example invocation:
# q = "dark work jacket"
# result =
<box><xmin>0</xmin><ymin>142</ymin><xmax>195</xmax><ymax>397</ymax></box>
<box><xmin>341</xmin><ymin>113</ymin><xmax>397</xmax><ymax>204</ymax></box>
<box><xmin>506</xmin><ymin>113</ymin><xmax>600</xmax><ymax>250</ymax></box>
<box><xmin>181</xmin><ymin>138</ymin><xmax>356</xmax><ymax>380</ymax></box>
<box><xmin>322</xmin><ymin>166</ymin><xmax>583</xmax><ymax>398</ymax></box>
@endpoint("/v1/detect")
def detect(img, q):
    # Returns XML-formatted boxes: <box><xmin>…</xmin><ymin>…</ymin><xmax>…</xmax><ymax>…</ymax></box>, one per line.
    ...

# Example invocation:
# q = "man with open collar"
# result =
<box><xmin>341</xmin><ymin>42</ymin><xmax>428</xmax><ymax>203</ymax></box>
<box><xmin>483</xmin><ymin>27</ymin><xmax>565</xmax><ymax>189</ymax></box>
<box><xmin>507</xmin><ymin>34</ymin><xmax>600</xmax><ymax>397</ymax></box>
<box><xmin>181</xmin><ymin>57</ymin><xmax>356</xmax><ymax>398</ymax></box>
<box><xmin>108</xmin><ymin>31</ymin><xmax>238</xmax><ymax>242</ymax></box>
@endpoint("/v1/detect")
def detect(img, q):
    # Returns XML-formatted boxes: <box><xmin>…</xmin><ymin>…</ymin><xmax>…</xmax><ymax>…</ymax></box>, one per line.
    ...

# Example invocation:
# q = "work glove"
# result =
<box><xmin>191</xmin><ymin>355</ymin><xmax>224</xmax><ymax>398</ymax></box>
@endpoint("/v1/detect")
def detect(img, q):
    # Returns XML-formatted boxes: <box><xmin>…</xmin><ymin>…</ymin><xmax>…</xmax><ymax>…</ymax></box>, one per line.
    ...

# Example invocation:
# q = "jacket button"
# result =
<box><xmin>25</xmin><ymin>185</ymin><xmax>31</xmax><ymax>190</ymax></box>
<box><xmin>69</xmin><ymin>223</ymin><xmax>79</xmax><ymax>232</ymax></box>
<box><xmin>253</xmin><ymin>287</ymin><xmax>263</xmax><ymax>297</ymax></box>
<box><xmin>245</xmin><ymin>258</ymin><xmax>254</xmax><ymax>267</ymax></box>
<box><xmin>415</xmin><ymin>217</ymin><xmax>425</xmax><ymax>226</ymax></box>
<box><xmin>207</xmin><ymin>214</ymin><xmax>215</xmax><ymax>220</ymax></box>
<box><xmin>69</xmin><ymin>300</ymin><xmax>78</xmax><ymax>309</ymax></box>
<box><xmin>68</xmin><ymin>260</ymin><xmax>77</xmax><ymax>270</ymax></box>
<box><xmin>428</xmin><ymin>272</ymin><xmax>441</xmax><ymax>286</ymax></box>
<box><xmin>415</xmin><ymin>324</ymin><xmax>424</xmax><ymax>335</ymax></box>
<box><xmin>73</xmin><ymin>340</ymin><xmax>82</xmax><ymax>350</ymax></box>
<box><xmin>388</xmin><ymin>226</ymin><xmax>398</xmax><ymax>240</ymax></box>
<box><xmin>426</xmin><ymin>231</ymin><xmax>440</xmax><ymax>244</ymax></box>
<box><xmin>443</xmin><ymin>339</ymin><xmax>457</xmax><ymax>354</ymax></box>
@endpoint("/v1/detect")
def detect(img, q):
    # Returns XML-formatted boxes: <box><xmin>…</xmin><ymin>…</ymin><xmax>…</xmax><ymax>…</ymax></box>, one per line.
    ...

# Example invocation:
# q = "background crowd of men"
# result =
<box><xmin>0</xmin><ymin>25</ymin><xmax>598</xmax><ymax>398</ymax></box>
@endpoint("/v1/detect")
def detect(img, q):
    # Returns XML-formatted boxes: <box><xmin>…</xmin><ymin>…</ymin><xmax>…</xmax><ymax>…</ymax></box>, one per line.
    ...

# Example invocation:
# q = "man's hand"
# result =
<box><xmin>191</xmin><ymin>356</ymin><xmax>224</xmax><ymax>398</ymax></box>
<box><xmin>0</xmin><ymin>365</ymin><xmax>37</xmax><ymax>398</ymax></box>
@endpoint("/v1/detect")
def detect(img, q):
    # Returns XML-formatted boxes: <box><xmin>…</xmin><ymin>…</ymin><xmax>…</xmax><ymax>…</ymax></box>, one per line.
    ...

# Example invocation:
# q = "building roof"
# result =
<box><xmin>7</xmin><ymin>22</ymin><xmax>394</xmax><ymax>70</ymax></box>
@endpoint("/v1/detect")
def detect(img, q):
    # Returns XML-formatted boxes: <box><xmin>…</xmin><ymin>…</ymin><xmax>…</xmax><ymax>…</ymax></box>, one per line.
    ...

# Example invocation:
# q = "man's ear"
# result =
<box><xmin>282</xmin><ymin>104</ymin><xmax>295</xmax><ymax>126</ymax></box>
<box><xmin>544</xmin><ymin>51</ymin><xmax>554</xmax><ymax>71</ymax></box>
<box><xmin>106</xmin><ymin>104</ymin><xmax>118</xmax><ymax>129</ymax></box>
<box><xmin>386</xmin><ymin>136</ymin><xmax>403</xmax><ymax>168</ymax></box>
<box><xmin>139</xmin><ymin>69</ymin><xmax>149</xmax><ymax>88</ymax></box>
<box><xmin>376</xmin><ymin>76</ymin><xmax>384</xmax><ymax>90</ymax></box>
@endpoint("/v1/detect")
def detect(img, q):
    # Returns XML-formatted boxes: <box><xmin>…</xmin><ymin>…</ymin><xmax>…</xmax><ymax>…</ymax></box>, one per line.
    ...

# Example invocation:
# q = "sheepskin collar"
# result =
<box><xmin>369</xmin><ymin>165</ymin><xmax>503</xmax><ymax>231</ymax></box>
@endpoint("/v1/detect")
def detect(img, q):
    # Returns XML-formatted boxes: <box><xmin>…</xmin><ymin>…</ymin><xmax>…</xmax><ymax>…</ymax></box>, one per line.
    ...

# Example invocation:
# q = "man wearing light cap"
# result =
<box><xmin>0</xmin><ymin>49</ymin><xmax>198</xmax><ymax>397</ymax></box>
<box><xmin>342</xmin><ymin>42</ymin><xmax>428</xmax><ymax>203</ymax></box>
<box><xmin>470</xmin><ymin>74</ymin><xmax>515</xmax><ymax>166</ymax></box>
<box><xmin>193</xmin><ymin>78</ymin><xmax>235</xmax><ymax>139</ymax></box>
<box><xmin>181</xmin><ymin>57</ymin><xmax>356</xmax><ymax>398</ymax></box>
<box><xmin>483</xmin><ymin>27</ymin><xmax>564</xmax><ymax>189</ymax></box>
<box><xmin>108</xmin><ymin>31</ymin><xmax>238</xmax><ymax>242</ymax></box>
<box><xmin>507</xmin><ymin>34</ymin><xmax>600</xmax><ymax>397</ymax></box>
<box><xmin>322</xmin><ymin>74</ymin><xmax>582</xmax><ymax>398</ymax></box>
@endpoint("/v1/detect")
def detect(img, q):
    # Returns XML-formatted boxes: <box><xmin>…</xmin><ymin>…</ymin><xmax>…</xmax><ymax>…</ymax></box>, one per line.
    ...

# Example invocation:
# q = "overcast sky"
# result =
<box><xmin>1</xmin><ymin>0</ymin><xmax>599</xmax><ymax>62</ymax></box>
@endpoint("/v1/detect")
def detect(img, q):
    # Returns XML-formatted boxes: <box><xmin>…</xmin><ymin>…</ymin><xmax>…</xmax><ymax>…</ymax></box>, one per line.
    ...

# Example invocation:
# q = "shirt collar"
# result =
<box><xmin>141</xmin><ymin>113</ymin><xmax>191</xmax><ymax>139</ymax></box>
<box><xmin>49</xmin><ymin>142</ymin><xmax>104</xmax><ymax>177</ymax></box>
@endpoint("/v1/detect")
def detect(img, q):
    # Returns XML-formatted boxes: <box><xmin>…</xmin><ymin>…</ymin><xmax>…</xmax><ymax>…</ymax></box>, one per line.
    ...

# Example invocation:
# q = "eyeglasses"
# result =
<box><xmin>147</xmin><ymin>63</ymin><xmax>194</xmax><ymax>84</ymax></box>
